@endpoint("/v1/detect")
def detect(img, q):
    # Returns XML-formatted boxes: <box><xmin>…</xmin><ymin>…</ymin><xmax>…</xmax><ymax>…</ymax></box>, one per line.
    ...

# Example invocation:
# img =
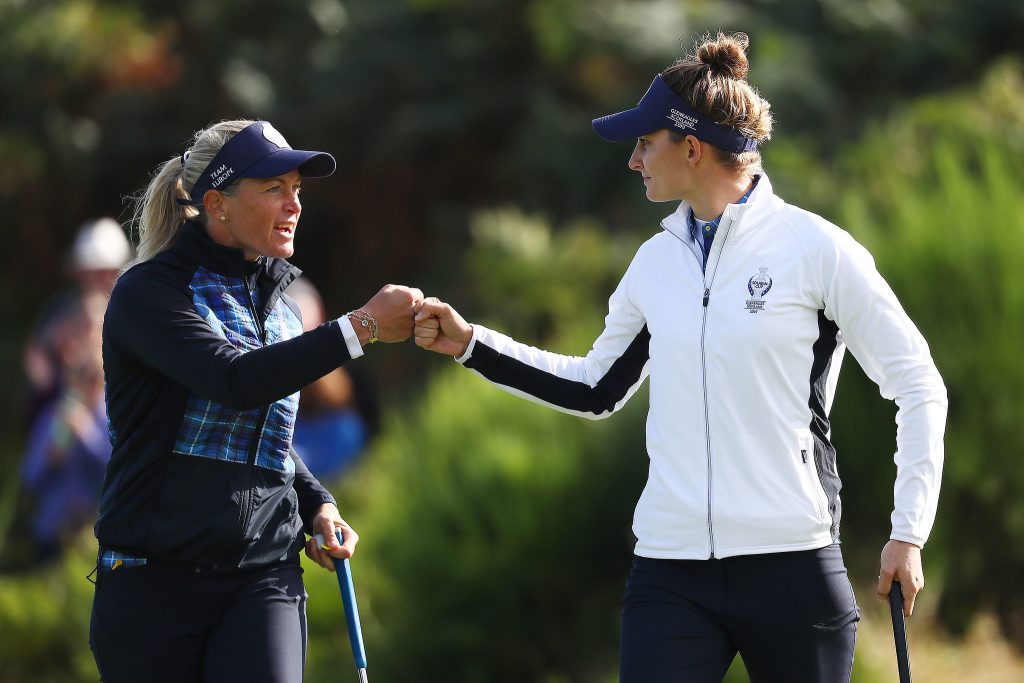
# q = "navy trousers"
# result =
<box><xmin>620</xmin><ymin>544</ymin><xmax>859</xmax><ymax>683</ymax></box>
<box><xmin>90</xmin><ymin>561</ymin><xmax>307</xmax><ymax>683</ymax></box>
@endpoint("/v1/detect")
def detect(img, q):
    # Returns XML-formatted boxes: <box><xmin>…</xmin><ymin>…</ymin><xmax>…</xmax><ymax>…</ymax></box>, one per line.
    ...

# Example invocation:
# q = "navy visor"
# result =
<box><xmin>181</xmin><ymin>121</ymin><xmax>336</xmax><ymax>205</ymax></box>
<box><xmin>592</xmin><ymin>76</ymin><xmax>757</xmax><ymax>154</ymax></box>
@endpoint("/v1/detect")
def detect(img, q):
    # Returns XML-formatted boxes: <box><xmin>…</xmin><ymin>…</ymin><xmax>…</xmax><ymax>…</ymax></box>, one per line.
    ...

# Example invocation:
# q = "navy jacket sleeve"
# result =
<box><xmin>290</xmin><ymin>447</ymin><xmax>338</xmax><ymax>531</ymax></box>
<box><xmin>105</xmin><ymin>265</ymin><xmax>352</xmax><ymax>411</ymax></box>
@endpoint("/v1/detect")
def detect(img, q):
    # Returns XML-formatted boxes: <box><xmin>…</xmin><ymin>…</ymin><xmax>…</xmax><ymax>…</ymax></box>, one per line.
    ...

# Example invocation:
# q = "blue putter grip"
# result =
<box><xmin>333</xmin><ymin>529</ymin><xmax>368</xmax><ymax>670</ymax></box>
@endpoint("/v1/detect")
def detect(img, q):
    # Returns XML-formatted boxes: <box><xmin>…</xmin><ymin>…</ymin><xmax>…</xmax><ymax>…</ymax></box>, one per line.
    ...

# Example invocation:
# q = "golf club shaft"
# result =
<box><xmin>888</xmin><ymin>581</ymin><xmax>912</xmax><ymax>683</ymax></box>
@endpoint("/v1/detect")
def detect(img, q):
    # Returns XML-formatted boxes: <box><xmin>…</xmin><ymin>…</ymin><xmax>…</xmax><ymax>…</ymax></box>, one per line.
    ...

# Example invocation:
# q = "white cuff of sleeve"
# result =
<box><xmin>889</xmin><ymin>532</ymin><xmax>925</xmax><ymax>549</ymax></box>
<box><xmin>454</xmin><ymin>325</ymin><xmax>479</xmax><ymax>364</ymax></box>
<box><xmin>336</xmin><ymin>317</ymin><xmax>364</xmax><ymax>360</ymax></box>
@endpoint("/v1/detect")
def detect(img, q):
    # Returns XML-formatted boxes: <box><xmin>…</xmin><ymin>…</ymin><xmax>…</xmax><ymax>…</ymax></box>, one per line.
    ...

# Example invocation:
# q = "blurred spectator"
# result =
<box><xmin>21</xmin><ymin>292</ymin><xmax>111</xmax><ymax>561</ymax></box>
<box><xmin>289</xmin><ymin>277</ymin><xmax>378</xmax><ymax>480</ymax></box>
<box><xmin>22</xmin><ymin>217</ymin><xmax>132</xmax><ymax>429</ymax></box>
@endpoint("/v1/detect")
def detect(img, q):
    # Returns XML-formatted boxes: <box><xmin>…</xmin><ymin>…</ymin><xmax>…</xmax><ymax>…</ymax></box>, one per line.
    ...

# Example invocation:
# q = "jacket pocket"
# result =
<box><xmin>150</xmin><ymin>455</ymin><xmax>246</xmax><ymax>564</ymax></box>
<box><xmin>797</xmin><ymin>430</ymin><xmax>829</xmax><ymax>521</ymax></box>
<box><xmin>811</xmin><ymin>606</ymin><xmax>861</xmax><ymax>633</ymax></box>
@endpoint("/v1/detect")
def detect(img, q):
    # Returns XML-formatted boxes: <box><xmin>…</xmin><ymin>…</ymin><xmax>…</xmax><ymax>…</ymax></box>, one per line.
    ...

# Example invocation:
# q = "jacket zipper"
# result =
<box><xmin>239</xmin><ymin>282</ymin><xmax>270</xmax><ymax>540</ymax></box>
<box><xmin>699</xmin><ymin>215</ymin><xmax>739</xmax><ymax>559</ymax></box>
<box><xmin>664</xmin><ymin>203</ymin><xmax>749</xmax><ymax>559</ymax></box>
<box><xmin>800</xmin><ymin>439</ymin><xmax>829</xmax><ymax>520</ymax></box>
<box><xmin>700</xmin><ymin>287</ymin><xmax>714</xmax><ymax>558</ymax></box>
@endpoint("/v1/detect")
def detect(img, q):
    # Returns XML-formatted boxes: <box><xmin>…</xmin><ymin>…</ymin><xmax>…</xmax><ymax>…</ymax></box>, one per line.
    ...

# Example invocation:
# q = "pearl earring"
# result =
<box><xmin>219</xmin><ymin>216</ymin><xmax>227</xmax><ymax>222</ymax></box>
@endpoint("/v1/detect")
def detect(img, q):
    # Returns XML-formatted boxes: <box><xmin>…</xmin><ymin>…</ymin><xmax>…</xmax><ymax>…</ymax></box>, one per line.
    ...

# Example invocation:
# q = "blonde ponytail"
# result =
<box><xmin>128</xmin><ymin>155</ymin><xmax>193</xmax><ymax>265</ymax></box>
<box><xmin>127</xmin><ymin>119</ymin><xmax>256</xmax><ymax>265</ymax></box>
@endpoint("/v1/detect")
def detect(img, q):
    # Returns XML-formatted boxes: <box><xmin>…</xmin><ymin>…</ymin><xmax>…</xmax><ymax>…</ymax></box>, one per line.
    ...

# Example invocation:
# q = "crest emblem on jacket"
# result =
<box><xmin>745</xmin><ymin>267</ymin><xmax>773</xmax><ymax>314</ymax></box>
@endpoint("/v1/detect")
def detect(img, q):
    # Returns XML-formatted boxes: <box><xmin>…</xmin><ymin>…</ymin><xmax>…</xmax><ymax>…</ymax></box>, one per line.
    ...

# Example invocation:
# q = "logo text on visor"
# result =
<box><xmin>209</xmin><ymin>164</ymin><xmax>234</xmax><ymax>189</ymax></box>
<box><xmin>591</xmin><ymin>75</ymin><xmax>758</xmax><ymax>154</ymax></box>
<box><xmin>668</xmin><ymin>109</ymin><xmax>699</xmax><ymax>133</ymax></box>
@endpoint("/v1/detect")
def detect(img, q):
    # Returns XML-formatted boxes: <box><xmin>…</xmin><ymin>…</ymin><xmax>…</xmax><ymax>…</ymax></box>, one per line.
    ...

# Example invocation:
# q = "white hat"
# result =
<box><xmin>70</xmin><ymin>217</ymin><xmax>132</xmax><ymax>270</ymax></box>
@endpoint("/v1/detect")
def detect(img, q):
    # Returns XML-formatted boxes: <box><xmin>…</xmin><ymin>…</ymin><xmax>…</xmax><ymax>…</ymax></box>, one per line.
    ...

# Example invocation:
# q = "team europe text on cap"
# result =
<box><xmin>591</xmin><ymin>76</ymin><xmax>758</xmax><ymax>154</ymax></box>
<box><xmin>179</xmin><ymin>122</ymin><xmax>337</xmax><ymax>205</ymax></box>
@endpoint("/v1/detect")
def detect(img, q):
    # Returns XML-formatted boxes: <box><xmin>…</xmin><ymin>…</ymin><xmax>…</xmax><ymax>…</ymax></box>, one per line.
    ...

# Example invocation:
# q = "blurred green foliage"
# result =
<box><xmin>3</xmin><ymin>0</ymin><xmax>1024</xmax><ymax>681</ymax></box>
<box><xmin>305</xmin><ymin>365</ymin><xmax>647</xmax><ymax>682</ymax></box>
<box><xmin>0</xmin><ymin>534</ymin><xmax>97</xmax><ymax>683</ymax></box>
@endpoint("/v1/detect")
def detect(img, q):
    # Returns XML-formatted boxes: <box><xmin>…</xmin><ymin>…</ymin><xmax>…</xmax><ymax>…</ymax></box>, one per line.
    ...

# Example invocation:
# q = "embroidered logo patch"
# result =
<box><xmin>745</xmin><ymin>267</ymin><xmax>773</xmax><ymax>314</ymax></box>
<box><xmin>261</xmin><ymin>123</ymin><xmax>290</xmax><ymax>149</ymax></box>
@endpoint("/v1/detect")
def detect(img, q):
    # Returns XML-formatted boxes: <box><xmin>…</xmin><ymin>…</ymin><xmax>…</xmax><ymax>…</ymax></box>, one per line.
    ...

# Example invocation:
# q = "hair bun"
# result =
<box><xmin>696</xmin><ymin>32</ymin><xmax>750</xmax><ymax>80</ymax></box>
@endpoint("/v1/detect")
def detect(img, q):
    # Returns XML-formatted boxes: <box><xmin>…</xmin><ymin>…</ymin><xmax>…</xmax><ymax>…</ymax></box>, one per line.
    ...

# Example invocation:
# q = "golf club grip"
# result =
<box><xmin>888</xmin><ymin>582</ymin><xmax>912</xmax><ymax>683</ymax></box>
<box><xmin>333</xmin><ymin>530</ymin><xmax>368</xmax><ymax>670</ymax></box>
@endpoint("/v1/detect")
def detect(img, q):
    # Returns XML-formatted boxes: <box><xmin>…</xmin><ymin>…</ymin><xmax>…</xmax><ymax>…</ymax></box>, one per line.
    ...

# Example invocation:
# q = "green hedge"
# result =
<box><xmin>0</xmin><ymin>534</ymin><xmax>97</xmax><ymax>683</ymax></box>
<box><xmin>303</xmin><ymin>350</ymin><xmax>649</xmax><ymax>683</ymax></box>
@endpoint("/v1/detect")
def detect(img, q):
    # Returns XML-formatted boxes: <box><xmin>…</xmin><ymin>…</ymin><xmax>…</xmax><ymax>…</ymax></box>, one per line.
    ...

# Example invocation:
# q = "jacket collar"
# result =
<box><xmin>661</xmin><ymin>173</ymin><xmax>782</xmax><ymax>243</ymax></box>
<box><xmin>173</xmin><ymin>221</ymin><xmax>301</xmax><ymax>316</ymax></box>
<box><xmin>174</xmin><ymin>220</ymin><xmax>255</xmax><ymax>276</ymax></box>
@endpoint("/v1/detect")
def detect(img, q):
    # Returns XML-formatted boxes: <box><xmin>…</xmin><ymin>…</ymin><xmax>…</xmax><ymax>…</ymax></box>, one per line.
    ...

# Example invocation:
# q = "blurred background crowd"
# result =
<box><xmin>1</xmin><ymin>1</ymin><xmax>1024</xmax><ymax>681</ymax></box>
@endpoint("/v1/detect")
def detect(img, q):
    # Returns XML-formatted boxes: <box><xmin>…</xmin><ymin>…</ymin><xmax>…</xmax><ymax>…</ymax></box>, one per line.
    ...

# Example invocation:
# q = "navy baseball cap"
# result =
<box><xmin>592</xmin><ymin>75</ymin><xmax>758</xmax><ymax>154</ymax></box>
<box><xmin>180</xmin><ymin>121</ymin><xmax>336</xmax><ymax>205</ymax></box>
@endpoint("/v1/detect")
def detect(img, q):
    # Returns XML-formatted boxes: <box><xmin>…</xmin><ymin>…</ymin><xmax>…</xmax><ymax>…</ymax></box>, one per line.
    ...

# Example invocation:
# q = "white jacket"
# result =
<box><xmin>457</xmin><ymin>175</ymin><xmax>946</xmax><ymax>560</ymax></box>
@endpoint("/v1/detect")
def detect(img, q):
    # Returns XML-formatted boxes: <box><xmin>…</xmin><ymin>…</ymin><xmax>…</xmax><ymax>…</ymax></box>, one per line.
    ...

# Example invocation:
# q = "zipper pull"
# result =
<box><xmin>801</xmin><ymin>449</ymin><xmax>808</xmax><ymax>463</ymax></box>
<box><xmin>703</xmin><ymin>288</ymin><xmax>710</xmax><ymax>307</ymax></box>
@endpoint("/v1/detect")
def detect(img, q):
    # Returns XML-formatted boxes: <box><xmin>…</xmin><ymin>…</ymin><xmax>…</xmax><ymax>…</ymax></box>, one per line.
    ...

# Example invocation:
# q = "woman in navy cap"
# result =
<box><xmin>90</xmin><ymin>119</ymin><xmax>422</xmax><ymax>682</ymax></box>
<box><xmin>413</xmin><ymin>33</ymin><xmax>946</xmax><ymax>682</ymax></box>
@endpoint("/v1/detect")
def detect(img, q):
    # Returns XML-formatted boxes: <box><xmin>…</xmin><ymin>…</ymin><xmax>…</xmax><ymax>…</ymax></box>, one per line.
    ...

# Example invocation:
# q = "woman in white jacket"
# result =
<box><xmin>414</xmin><ymin>32</ymin><xmax>946</xmax><ymax>683</ymax></box>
